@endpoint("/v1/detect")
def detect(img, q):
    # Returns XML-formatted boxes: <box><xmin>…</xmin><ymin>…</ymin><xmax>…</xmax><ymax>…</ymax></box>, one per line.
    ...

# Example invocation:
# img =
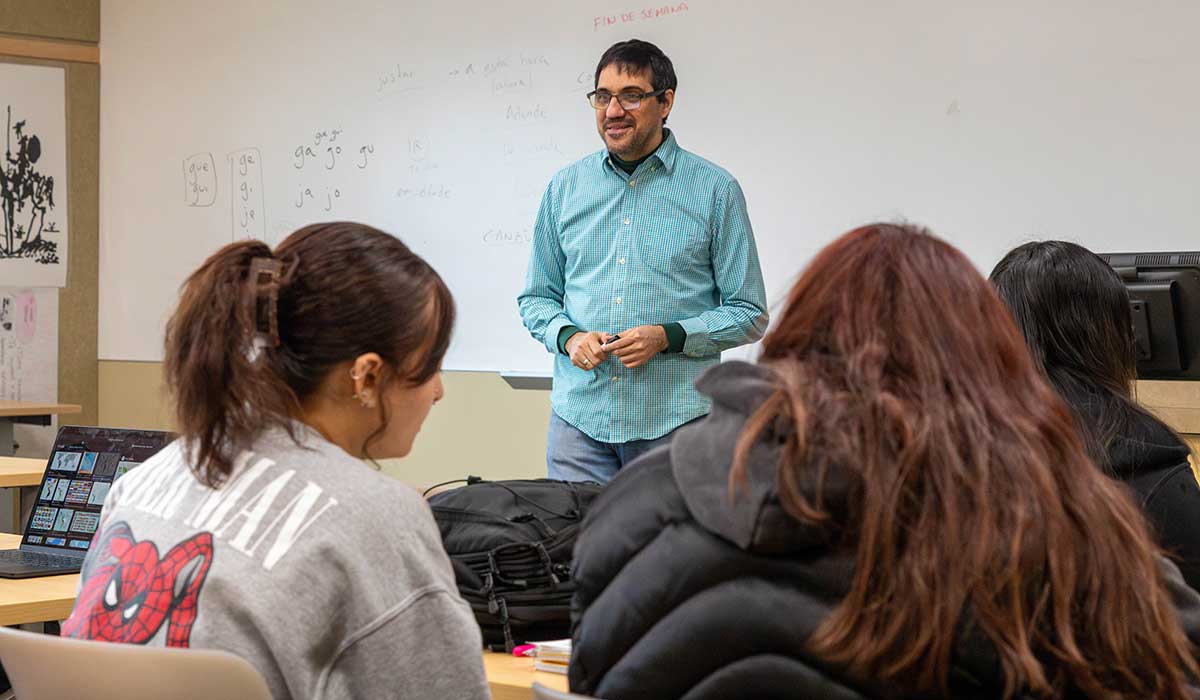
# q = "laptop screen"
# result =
<box><xmin>22</xmin><ymin>426</ymin><xmax>173</xmax><ymax>553</ymax></box>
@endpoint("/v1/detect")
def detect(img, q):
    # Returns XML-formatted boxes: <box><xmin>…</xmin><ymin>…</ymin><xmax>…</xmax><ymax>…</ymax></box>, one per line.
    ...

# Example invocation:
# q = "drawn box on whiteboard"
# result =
<box><xmin>229</xmin><ymin>147</ymin><xmax>266</xmax><ymax>241</ymax></box>
<box><xmin>183</xmin><ymin>153</ymin><xmax>217</xmax><ymax>207</ymax></box>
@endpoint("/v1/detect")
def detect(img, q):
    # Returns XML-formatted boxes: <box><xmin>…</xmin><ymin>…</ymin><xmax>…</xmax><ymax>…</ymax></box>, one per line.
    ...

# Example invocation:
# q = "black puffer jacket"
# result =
<box><xmin>569</xmin><ymin>361</ymin><xmax>1200</xmax><ymax>700</ymax></box>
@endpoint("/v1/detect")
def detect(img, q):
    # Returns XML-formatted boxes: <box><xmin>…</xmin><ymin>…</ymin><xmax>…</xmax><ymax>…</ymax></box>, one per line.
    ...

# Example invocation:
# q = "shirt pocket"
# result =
<box><xmin>635</xmin><ymin>213</ymin><xmax>711</xmax><ymax>278</ymax></box>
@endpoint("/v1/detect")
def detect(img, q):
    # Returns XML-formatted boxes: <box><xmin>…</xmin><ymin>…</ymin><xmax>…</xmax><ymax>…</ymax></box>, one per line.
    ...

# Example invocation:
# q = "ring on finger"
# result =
<box><xmin>582</xmin><ymin>358</ymin><xmax>591</xmax><ymax>367</ymax></box>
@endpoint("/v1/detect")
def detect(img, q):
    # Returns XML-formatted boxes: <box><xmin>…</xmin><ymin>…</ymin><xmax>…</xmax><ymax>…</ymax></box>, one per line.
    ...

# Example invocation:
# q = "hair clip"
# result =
<box><xmin>250</xmin><ymin>257</ymin><xmax>284</xmax><ymax>347</ymax></box>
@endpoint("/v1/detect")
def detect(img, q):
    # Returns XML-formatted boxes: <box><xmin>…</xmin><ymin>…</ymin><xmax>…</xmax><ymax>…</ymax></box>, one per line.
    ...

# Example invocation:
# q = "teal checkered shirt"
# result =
<box><xmin>518</xmin><ymin>130</ymin><xmax>768</xmax><ymax>443</ymax></box>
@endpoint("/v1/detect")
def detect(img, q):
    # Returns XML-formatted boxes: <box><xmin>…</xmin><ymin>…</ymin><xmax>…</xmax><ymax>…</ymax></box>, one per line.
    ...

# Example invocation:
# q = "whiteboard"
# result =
<box><xmin>99</xmin><ymin>0</ymin><xmax>1200</xmax><ymax>371</ymax></box>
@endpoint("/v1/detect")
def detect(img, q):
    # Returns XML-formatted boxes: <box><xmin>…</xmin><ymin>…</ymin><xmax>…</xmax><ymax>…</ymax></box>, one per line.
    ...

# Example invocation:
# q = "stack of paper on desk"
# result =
<box><xmin>533</xmin><ymin>639</ymin><xmax>571</xmax><ymax>675</ymax></box>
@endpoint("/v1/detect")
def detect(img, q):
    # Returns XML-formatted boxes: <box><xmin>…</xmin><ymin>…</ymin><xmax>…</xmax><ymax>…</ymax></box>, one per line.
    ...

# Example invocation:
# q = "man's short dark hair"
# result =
<box><xmin>594</xmin><ymin>39</ymin><xmax>677</xmax><ymax>94</ymax></box>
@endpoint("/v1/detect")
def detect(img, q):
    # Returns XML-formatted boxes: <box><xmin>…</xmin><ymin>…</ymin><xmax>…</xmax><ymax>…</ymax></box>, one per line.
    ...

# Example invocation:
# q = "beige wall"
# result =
<box><xmin>0</xmin><ymin>0</ymin><xmax>100</xmax><ymax>43</ymax></box>
<box><xmin>99</xmin><ymin>362</ymin><xmax>550</xmax><ymax>488</ymax></box>
<box><xmin>97</xmin><ymin>361</ymin><xmax>172</xmax><ymax>434</ymax></box>
<box><xmin>61</xmin><ymin>58</ymin><xmax>99</xmax><ymax>425</ymax></box>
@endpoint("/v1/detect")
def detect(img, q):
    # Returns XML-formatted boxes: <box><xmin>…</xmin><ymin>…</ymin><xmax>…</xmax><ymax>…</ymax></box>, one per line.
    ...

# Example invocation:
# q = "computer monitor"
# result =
<box><xmin>1098</xmin><ymin>251</ymin><xmax>1200</xmax><ymax>380</ymax></box>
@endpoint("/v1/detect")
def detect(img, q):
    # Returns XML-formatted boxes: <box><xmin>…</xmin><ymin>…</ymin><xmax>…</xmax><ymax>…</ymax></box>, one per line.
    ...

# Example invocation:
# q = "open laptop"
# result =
<box><xmin>0</xmin><ymin>426</ymin><xmax>173</xmax><ymax>579</ymax></box>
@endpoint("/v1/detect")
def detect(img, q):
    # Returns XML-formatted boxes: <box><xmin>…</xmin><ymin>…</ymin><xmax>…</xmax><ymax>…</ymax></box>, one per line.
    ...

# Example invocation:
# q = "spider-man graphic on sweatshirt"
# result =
<box><xmin>61</xmin><ymin>522</ymin><xmax>213</xmax><ymax>647</ymax></box>
<box><xmin>56</xmin><ymin>427</ymin><xmax>489</xmax><ymax>699</ymax></box>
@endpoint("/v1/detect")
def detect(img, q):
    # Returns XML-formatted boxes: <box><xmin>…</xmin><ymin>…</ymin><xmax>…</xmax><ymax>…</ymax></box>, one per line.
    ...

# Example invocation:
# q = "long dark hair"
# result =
<box><xmin>733</xmin><ymin>224</ymin><xmax>1196</xmax><ymax>698</ymax></box>
<box><xmin>164</xmin><ymin>222</ymin><xmax>454</xmax><ymax>486</ymax></box>
<box><xmin>990</xmin><ymin>240</ymin><xmax>1171</xmax><ymax>473</ymax></box>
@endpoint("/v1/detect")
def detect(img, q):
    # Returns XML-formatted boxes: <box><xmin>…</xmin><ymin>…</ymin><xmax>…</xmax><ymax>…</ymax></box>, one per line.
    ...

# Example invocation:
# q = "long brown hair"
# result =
<box><xmin>733</xmin><ymin>224</ymin><xmax>1196</xmax><ymax>698</ymax></box>
<box><xmin>990</xmin><ymin>240</ymin><xmax>1173</xmax><ymax>474</ymax></box>
<box><xmin>164</xmin><ymin>222</ymin><xmax>454</xmax><ymax>486</ymax></box>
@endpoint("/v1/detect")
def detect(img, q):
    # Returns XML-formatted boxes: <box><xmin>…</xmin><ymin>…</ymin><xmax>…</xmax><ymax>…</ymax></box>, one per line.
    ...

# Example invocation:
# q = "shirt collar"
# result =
<box><xmin>599</xmin><ymin>128</ymin><xmax>679</xmax><ymax>175</ymax></box>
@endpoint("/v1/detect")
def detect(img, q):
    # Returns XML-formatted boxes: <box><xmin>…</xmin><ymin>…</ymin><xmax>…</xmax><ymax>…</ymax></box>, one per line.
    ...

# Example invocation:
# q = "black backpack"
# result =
<box><xmin>426</xmin><ymin>477</ymin><xmax>603</xmax><ymax>651</ymax></box>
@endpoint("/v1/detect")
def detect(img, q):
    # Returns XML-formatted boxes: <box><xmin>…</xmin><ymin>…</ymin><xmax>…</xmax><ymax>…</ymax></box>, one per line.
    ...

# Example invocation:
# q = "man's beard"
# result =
<box><xmin>603</xmin><ymin>119</ymin><xmax>652</xmax><ymax>159</ymax></box>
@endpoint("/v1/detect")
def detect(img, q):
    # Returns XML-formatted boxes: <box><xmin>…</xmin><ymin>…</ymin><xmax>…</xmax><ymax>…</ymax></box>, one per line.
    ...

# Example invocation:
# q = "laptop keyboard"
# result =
<box><xmin>0</xmin><ymin>549</ymin><xmax>80</xmax><ymax>568</ymax></box>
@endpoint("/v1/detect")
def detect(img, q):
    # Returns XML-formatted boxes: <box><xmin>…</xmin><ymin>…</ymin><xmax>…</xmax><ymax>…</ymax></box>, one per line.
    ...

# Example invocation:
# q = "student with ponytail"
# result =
<box><xmin>63</xmin><ymin>223</ymin><xmax>488</xmax><ymax>699</ymax></box>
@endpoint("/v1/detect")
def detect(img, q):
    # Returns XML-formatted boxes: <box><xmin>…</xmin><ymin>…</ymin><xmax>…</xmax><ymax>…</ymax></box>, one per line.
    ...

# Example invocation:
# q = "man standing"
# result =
<box><xmin>518</xmin><ymin>39</ymin><xmax>768</xmax><ymax>483</ymax></box>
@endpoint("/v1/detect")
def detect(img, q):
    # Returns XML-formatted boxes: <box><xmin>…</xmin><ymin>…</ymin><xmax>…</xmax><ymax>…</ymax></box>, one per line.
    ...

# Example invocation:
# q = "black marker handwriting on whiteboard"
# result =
<box><xmin>357</xmin><ymin>144</ymin><xmax>374</xmax><ymax>169</ymax></box>
<box><xmin>293</xmin><ymin>146</ymin><xmax>316</xmax><ymax>169</ymax></box>
<box><xmin>325</xmin><ymin>145</ymin><xmax>342</xmax><ymax>170</ymax></box>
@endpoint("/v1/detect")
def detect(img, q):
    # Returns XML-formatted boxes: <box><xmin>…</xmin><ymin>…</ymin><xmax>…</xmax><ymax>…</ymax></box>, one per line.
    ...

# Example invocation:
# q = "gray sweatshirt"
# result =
<box><xmin>61</xmin><ymin>424</ymin><xmax>489</xmax><ymax>700</ymax></box>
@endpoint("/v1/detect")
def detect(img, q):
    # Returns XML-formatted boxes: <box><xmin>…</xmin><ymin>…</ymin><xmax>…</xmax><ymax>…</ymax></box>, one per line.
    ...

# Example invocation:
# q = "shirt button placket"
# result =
<box><xmin>612</xmin><ymin>174</ymin><xmax>637</xmax><ymax>442</ymax></box>
<box><xmin>620</xmin><ymin>212</ymin><xmax>631</xmax><ymax>265</ymax></box>
<box><xmin>616</xmin><ymin>175</ymin><xmax>635</xmax><ymax>332</ymax></box>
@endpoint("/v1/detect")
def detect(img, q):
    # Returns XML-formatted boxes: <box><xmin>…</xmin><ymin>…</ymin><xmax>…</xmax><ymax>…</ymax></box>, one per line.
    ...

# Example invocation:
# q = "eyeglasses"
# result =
<box><xmin>586</xmin><ymin>89</ymin><xmax>667</xmax><ymax>110</ymax></box>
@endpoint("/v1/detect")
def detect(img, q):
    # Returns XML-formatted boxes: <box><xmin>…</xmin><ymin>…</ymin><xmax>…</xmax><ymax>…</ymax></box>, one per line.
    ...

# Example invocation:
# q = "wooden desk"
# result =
<box><xmin>0</xmin><ymin>457</ymin><xmax>45</xmax><ymax>488</ymax></box>
<box><xmin>0</xmin><ymin>456</ymin><xmax>48</xmax><ymax>532</ymax></box>
<box><xmin>0</xmin><ymin>401</ymin><xmax>83</xmax><ymax>418</ymax></box>
<box><xmin>0</xmin><ymin>533</ymin><xmax>79</xmax><ymax>626</ymax></box>
<box><xmin>0</xmin><ymin>401</ymin><xmax>82</xmax><ymax>455</ymax></box>
<box><xmin>484</xmin><ymin>651</ymin><xmax>570</xmax><ymax>699</ymax></box>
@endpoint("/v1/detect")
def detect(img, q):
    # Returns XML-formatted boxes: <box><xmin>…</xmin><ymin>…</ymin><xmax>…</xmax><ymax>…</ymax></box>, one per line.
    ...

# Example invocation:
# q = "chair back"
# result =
<box><xmin>0</xmin><ymin>627</ymin><xmax>271</xmax><ymax>700</ymax></box>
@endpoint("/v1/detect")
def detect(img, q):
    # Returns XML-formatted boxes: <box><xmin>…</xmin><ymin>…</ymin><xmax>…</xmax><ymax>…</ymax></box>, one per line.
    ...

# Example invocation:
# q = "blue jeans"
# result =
<box><xmin>546</xmin><ymin>411</ymin><xmax>693</xmax><ymax>484</ymax></box>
